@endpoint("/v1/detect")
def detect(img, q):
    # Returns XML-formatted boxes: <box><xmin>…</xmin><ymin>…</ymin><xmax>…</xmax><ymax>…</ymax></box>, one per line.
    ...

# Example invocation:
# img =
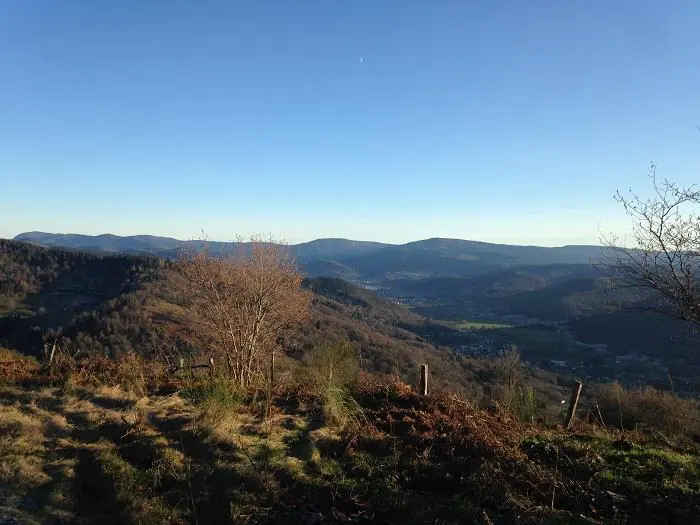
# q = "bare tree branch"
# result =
<box><xmin>179</xmin><ymin>234</ymin><xmax>311</xmax><ymax>388</ymax></box>
<box><xmin>599</xmin><ymin>163</ymin><xmax>700</xmax><ymax>328</ymax></box>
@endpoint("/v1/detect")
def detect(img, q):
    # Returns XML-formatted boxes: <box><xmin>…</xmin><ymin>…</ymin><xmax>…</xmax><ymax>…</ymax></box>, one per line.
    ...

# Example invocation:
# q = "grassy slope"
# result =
<box><xmin>1</xmin><ymin>377</ymin><xmax>698</xmax><ymax>525</ymax></box>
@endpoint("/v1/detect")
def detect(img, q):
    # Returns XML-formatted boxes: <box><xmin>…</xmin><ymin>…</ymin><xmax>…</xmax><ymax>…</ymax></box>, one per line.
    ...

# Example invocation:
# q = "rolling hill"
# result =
<box><xmin>6</xmin><ymin>234</ymin><xmax>699</xmax><ymax>391</ymax></box>
<box><xmin>13</xmin><ymin>232</ymin><xmax>605</xmax><ymax>281</ymax></box>
<box><xmin>390</xmin><ymin>264</ymin><xmax>603</xmax><ymax>301</ymax></box>
<box><xmin>0</xmin><ymin>239</ymin><xmax>525</xmax><ymax>397</ymax></box>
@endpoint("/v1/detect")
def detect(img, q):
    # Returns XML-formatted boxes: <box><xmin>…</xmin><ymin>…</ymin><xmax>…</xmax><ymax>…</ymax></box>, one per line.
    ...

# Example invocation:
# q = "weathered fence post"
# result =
<box><xmin>47</xmin><ymin>341</ymin><xmax>57</xmax><ymax>368</ymax></box>
<box><xmin>564</xmin><ymin>380</ymin><xmax>583</xmax><ymax>429</ymax></box>
<box><xmin>420</xmin><ymin>364</ymin><xmax>429</xmax><ymax>396</ymax></box>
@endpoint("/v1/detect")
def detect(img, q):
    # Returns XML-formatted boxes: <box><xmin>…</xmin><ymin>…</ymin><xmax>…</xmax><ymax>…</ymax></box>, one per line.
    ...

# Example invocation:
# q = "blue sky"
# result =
<box><xmin>1</xmin><ymin>1</ymin><xmax>699</xmax><ymax>246</ymax></box>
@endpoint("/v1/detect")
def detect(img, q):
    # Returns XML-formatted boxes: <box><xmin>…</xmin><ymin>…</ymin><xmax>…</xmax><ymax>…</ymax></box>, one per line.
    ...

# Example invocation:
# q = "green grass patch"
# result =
<box><xmin>450</xmin><ymin>320</ymin><xmax>513</xmax><ymax>330</ymax></box>
<box><xmin>524</xmin><ymin>434</ymin><xmax>700</xmax><ymax>498</ymax></box>
<box><xmin>181</xmin><ymin>376</ymin><xmax>245</xmax><ymax>408</ymax></box>
<box><xmin>594</xmin><ymin>442</ymin><xmax>700</xmax><ymax>494</ymax></box>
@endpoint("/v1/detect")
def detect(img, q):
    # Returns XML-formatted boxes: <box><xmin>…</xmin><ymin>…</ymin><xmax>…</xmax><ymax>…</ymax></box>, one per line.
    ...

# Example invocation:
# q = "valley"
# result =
<box><xmin>3</xmin><ymin>235</ymin><xmax>700</xmax><ymax>524</ymax></box>
<box><xmin>7</xmin><ymin>233</ymin><xmax>700</xmax><ymax>394</ymax></box>
<box><xmin>343</xmin><ymin>274</ymin><xmax>698</xmax><ymax>394</ymax></box>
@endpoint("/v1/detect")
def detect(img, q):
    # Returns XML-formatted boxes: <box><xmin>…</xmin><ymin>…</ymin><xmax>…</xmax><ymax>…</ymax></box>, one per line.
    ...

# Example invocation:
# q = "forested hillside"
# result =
<box><xmin>1</xmin><ymin>239</ymin><xmax>566</xmax><ymax>404</ymax></box>
<box><xmin>14</xmin><ymin>231</ymin><xmax>604</xmax><ymax>279</ymax></box>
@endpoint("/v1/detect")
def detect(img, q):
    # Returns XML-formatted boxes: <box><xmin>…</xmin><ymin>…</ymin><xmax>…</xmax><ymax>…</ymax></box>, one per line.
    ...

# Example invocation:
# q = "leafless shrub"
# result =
<box><xmin>179</xmin><ymin>234</ymin><xmax>311</xmax><ymax>388</ymax></box>
<box><xmin>594</xmin><ymin>382</ymin><xmax>700</xmax><ymax>439</ymax></box>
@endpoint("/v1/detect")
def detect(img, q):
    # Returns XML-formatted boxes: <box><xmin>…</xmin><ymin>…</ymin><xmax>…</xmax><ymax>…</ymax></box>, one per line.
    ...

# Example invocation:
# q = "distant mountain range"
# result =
<box><xmin>13</xmin><ymin>231</ymin><xmax>606</xmax><ymax>282</ymax></box>
<box><xmin>6</xmin><ymin>233</ymin><xmax>699</xmax><ymax>390</ymax></box>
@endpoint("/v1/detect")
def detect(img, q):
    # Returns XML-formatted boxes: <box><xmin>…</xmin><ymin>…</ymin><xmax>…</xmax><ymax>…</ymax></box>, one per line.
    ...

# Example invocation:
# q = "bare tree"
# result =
<box><xmin>601</xmin><ymin>163</ymin><xmax>700</xmax><ymax>327</ymax></box>
<box><xmin>179</xmin><ymin>234</ymin><xmax>311</xmax><ymax>388</ymax></box>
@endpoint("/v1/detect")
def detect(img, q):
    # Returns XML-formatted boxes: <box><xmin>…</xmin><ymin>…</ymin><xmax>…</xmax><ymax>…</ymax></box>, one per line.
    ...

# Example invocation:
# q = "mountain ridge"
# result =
<box><xmin>8</xmin><ymin>232</ymin><xmax>614</xmax><ymax>299</ymax></box>
<box><xmin>4</xmin><ymin>236</ymin><xmax>699</xmax><ymax>390</ymax></box>
<box><xmin>12</xmin><ymin>232</ymin><xmax>606</xmax><ymax>280</ymax></box>
<box><xmin>12</xmin><ymin>231</ymin><xmax>603</xmax><ymax>251</ymax></box>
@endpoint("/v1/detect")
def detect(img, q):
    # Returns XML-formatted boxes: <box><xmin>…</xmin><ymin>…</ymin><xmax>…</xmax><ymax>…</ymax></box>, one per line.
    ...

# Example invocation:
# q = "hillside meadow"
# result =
<box><xmin>1</xmin><ymin>349</ymin><xmax>700</xmax><ymax>524</ymax></box>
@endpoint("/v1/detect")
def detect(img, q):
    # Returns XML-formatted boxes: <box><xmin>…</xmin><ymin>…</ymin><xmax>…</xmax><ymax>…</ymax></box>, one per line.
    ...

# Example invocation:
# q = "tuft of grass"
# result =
<box><xmin>321</xmin><ymin>386</ymin><xmax>365</xmax><ymax>430</ymax></box>
<box><xmin>148</xmin><ymin>441</ymin><xmax>187</xmax><ymax>491</ymax></box>
<box><xmin>181</xmin><ymin>376</ymin><xmax>245</xmax><ymax>409</ymax></box>
<box><xmin>491</xmin><ymin>346</ymin><xmax>540</xmax><ymax>423</ymax></box>
<box><xmin>595</xmin><ymin>441</ymin><xmax>700</xmax><ymax>494</ymax></box>
<box><xmin>303</xmin><ymin>340</ymin><xmax>365</xmax><ymax>430</ymax></box>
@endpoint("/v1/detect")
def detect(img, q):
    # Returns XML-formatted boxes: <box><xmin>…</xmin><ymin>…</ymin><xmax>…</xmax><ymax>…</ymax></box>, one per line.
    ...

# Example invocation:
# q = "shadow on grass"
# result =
<box><xmin>61</xmin><ymin>409</ymin><xmax>131</xmax><ymax>446</ymax></box>
<box><xmin>0</xmin><ymin>389</ymin><xmax>65</xmax><ymax>414</ymax></box>
<box><xmin>70</xmin><ymin>447</ymin><xmax>128</xmax><ymax>525</ymax></box>
<box><xmin>90</xmin><ymin>395</ymin><xmax>136</xmax><ymax>411</ymax></box>
<box><xmin>149</xmin><ymin>412</ymin><xmax>220</xmax><ymax>463</ymax></box>
<box><xmin>283</xmin><ymin>412</ymin><xmax>324</xmax><ymax>473</ymax></box>
<box><xmin>147</xmin><ymin>408</ymin><xmax>269</xmax><ymax>525</ymax></box>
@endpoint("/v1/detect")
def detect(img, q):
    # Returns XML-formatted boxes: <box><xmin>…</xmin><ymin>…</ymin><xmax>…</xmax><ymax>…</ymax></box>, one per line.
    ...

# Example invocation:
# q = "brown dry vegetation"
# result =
<box><xmin>3</xmin><ymin>238</ymin><xmax>700</xmax><ymax>523</ymax></box>
<box><xmin>0</xmin><ymin>352</ymin><xmax>699</xmax><ymax>525</ymax></box>
<box><xmin>593</xmin><ymin>382</ymin><xmax>700</xmax><ymax>439</ymax></box>
<box><xmin>0</xmin><ymin>347</ymin><xmax>39</xmax><ymax>383</ymax></box>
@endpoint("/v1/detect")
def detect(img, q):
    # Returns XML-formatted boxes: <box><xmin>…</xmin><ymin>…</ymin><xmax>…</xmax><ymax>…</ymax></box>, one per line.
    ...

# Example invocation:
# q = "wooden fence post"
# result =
<box><xmin>564</xmin><ymin>380</ymin><xmax>583</xmax><ymax>429</ymax></box>
<box><xmin>420</xmin><ymin>364</ymin><xmax>429</xmax><ymax>396</ymax></box>
<box><xmin>47</xmin><ymin>341</ymin><xmax>57</xmax><ymax>368</ymax></box>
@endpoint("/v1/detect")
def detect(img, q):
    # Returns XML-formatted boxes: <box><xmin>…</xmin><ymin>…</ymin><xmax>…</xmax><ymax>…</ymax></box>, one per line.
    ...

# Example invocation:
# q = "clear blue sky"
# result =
<box><xmin>1</xmin><ymin>1</ymin><xmax>699</xmax><ymax>246</ymax></box>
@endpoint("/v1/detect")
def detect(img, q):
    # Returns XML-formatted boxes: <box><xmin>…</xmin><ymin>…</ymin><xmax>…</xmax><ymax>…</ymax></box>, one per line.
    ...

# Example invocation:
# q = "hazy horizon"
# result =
<box><xmin>2</xmin><ymin>2</ymin><xmax>698</xmax><ymax>245</ymax></box>
<box><xmin>9</xmin><ymin>228</ymin><xmax>619</xmax><ymax>249</ymax></box>
<box><xmin>3</xmin><ymin>210</ymin><xmax>628</xmax><ymax>247</ymax></box>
